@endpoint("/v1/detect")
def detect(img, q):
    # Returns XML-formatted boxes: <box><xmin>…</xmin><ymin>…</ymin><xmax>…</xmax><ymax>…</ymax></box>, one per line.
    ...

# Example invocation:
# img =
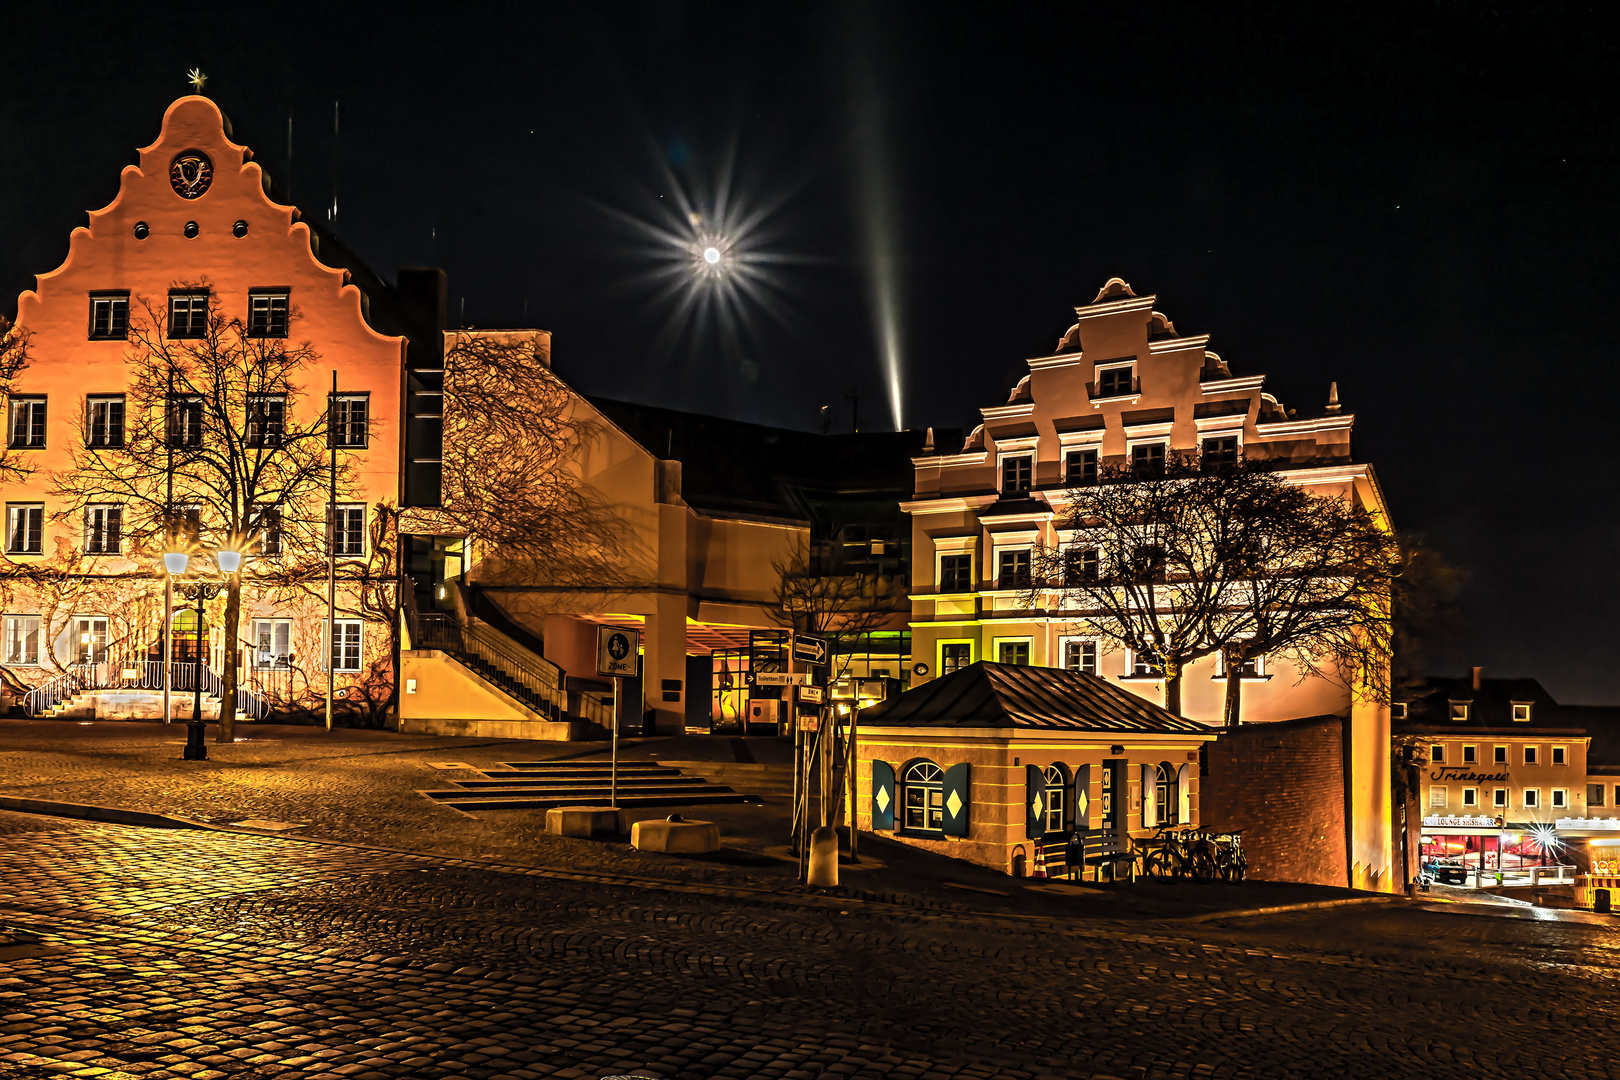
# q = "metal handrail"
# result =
<box><xmin>416</xmin><ymin>613</ymin><xmax>568</xmax><ymax>721</ymax></box>
<box><xmin>22</xmin><ymin>656</ymin><xmax>266</xmax><ymax>719</ymax></box>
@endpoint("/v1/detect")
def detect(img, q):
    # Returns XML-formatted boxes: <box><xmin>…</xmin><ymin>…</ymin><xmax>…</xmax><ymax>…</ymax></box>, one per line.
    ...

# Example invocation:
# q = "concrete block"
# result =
<box><xmin>631</xmin><ymin>815</ymin><xmax>721</xmax><ymax>855</ymax></box>
<box><xmin>545</xmin><ymin>806</ymin><xmax>623</xmax><ymax>839</ymax></box>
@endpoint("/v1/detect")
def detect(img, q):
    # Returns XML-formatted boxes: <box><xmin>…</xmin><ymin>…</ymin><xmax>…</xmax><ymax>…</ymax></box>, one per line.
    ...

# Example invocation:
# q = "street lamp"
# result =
<box><xmin>164</xmin><ymin>547</ymin><xmax>240</xmax><ymax>761</ymax></box>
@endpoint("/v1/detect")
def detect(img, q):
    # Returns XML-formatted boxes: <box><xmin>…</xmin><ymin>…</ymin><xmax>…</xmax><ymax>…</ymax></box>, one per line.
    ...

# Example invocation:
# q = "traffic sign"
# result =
<box><xmin>793</xmin><ymin>634</ymin><xmax>829</xmax><ymax>665</ymax></box>
<box><xmin>596</xmin><ymin>625</ymin><xmax>641</xmax><ymax>678</ymax></box>
<box><xmin>798</xmin><ymin>684</ymin><xmax>825</xmax><ymax>704</ymax></box>
<box><xmin>754</xmin><ymin>672</ymin><xmax>811</xmax><ymax>686</ymax></box>
<box><xmin>797</xmin><ymin>714</ymin><xmax>820</xmax><ymax>732</ymax></box>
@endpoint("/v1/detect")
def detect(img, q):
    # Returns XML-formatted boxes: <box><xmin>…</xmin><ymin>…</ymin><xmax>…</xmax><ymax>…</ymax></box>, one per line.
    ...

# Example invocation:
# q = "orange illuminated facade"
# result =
<box><xmin>0</xmin><ymin>96</ymin><xmax>405</xmax><ymax>717</ymax></box>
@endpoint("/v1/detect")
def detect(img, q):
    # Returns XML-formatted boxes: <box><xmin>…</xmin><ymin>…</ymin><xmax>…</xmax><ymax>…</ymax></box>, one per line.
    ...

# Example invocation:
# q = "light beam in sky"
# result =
<box><xmin>849</xmin><ymin>9</ymin><xmax>905</xmax><ymax>431</ymax></box>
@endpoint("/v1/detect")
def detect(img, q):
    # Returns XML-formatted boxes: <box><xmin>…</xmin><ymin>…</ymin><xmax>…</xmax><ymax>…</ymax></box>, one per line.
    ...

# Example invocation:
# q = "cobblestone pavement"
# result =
<box><xmin>3</xmin><ymin>811</ymin><xmax>1620</xmax><ymax>1079</ymax></box>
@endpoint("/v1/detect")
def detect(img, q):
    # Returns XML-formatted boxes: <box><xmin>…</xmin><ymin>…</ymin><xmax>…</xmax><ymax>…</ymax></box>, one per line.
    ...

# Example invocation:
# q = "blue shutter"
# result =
<box><xmin>1074</xmin><ymin>763</ymin><xmax>1091</xmax><ymax>831</ymax></box>
<box><xmin>872</xmin><ymin>760</ymin><xmax>896</xmax><ymax>830</ymax></box>
<box><xmin>942</xmin><ymin>763</ymin><xmax>970</xmax><ymax>837</ymax></box>
<box><xmin>1026</xmin><ymin>763</ymin><xmax>1048</xmax><ymax>839</ymax></box>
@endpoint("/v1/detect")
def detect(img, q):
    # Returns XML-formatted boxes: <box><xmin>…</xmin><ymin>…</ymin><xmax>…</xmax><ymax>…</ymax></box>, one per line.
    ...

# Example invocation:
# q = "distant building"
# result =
<box><xmin>1396</xmin><ymin>670</ymin><xmax>1620</xmax><ymax>879</ymax></box>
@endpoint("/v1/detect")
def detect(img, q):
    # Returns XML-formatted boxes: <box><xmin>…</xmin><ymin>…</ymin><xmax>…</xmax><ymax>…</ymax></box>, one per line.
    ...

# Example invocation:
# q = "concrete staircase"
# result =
<box><xmin>420</xmin><ymin>760</ymin><xmax>758</xmax><ymax>811</ymax></box>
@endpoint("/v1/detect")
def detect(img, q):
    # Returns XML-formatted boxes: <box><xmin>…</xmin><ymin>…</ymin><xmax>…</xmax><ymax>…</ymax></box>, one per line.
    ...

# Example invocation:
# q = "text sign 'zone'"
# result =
<box><xmin>596</xmin><ymin>625</ymin><xmax>641</xmax><ymax>678</ymax></box>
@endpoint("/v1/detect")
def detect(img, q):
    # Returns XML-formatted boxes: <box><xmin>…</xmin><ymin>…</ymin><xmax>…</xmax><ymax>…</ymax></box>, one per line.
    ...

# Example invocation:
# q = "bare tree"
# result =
<box><xmin>0</xmin><ymin>315</ymin><xmax>35</xmax><ymax>486</ymax></box>
<box><xmin>772</xmin><ymin>536</ymin><xmax>904</xmax><ymax>680</ymax></box>
<box><xmin>402</xmin><ymin>331</ymin><xmax>632</xmax><ymax>589</ymax></box>
<box><xmin>1033</xmin><ymin>456</ymin><xmax>1401</xmax><ymax>721</ymax></box>
<box><xmin>51</xmin><ymin>291</ymin><xmax>349</xmax><ymax>742</ymax></box>
<box><xmin>1199</xmin><ymin>465</ymin><xmax>1403</xmax><ymax>725</ymax></box>
<box><xmin>1030</xmin><ymin>455</ymin><xmax>1238</xmax><ymax>713</ymax></box>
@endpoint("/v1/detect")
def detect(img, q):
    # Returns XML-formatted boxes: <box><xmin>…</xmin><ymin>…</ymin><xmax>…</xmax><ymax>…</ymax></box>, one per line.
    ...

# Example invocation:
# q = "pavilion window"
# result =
<box><xmin>902</xmin><ymin>760</ymin><xmax>945</xmax><ymax>833</ymax></box>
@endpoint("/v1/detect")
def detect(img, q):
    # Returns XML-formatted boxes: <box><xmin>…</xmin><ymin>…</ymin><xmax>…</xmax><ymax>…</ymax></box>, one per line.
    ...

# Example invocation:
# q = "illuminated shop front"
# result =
<box><xmin>1419</xmin><ymin>815</ymin><xmax>1561</xmax><ymax>877</ymax></box>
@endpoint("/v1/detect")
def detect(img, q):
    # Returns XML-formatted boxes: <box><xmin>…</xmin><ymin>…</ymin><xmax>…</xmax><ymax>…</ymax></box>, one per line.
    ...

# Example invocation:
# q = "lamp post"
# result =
<box><xmin>164</xmin><ymin>547</ymin><xmax>240</xmax><ymax>761</ymax></box>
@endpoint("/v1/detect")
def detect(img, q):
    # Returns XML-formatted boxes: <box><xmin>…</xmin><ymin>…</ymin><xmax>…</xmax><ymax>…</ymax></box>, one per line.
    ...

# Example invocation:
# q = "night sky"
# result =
<box><xmin>3</xmin><ymin>4</ymin><xmax>1616</xmax><ymax>701</ymax></box>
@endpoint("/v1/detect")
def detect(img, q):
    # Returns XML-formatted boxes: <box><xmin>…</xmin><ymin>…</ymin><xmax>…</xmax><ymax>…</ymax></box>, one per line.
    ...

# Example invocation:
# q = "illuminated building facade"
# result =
<box><xmin>1398</xmin><ymin>672</ymin><xmax>1620</xmax><ymax>881</ymax></box>
<box><xmin>899</xmin><ymin>279</ymin><xmax>1395</xmax><ymax>888</ymax></box>
<box><xmin>0</xmin><ymin>96</ymin><xmax>406</xmax><ymax>719</ymax></box>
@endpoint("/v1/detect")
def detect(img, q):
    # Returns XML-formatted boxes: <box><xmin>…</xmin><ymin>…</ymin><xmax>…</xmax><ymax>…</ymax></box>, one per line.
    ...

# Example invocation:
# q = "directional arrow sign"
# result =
<box><xmin>754</xmin><ymin>672</ymin><xmax>811</xmax><ymax>686</ymax></box>
<box><xmin>792</xmin><ymin>634</ymin><xmax>828</xmax><ymax>666</ymax></box>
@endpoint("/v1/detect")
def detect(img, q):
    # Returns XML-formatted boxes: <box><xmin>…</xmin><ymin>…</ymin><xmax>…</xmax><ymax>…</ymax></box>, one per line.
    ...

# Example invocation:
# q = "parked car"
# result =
<box><xmin>1423</xmin><ymin>860</ymin><xmax>1470</xmax><ymax>885</ymax></box>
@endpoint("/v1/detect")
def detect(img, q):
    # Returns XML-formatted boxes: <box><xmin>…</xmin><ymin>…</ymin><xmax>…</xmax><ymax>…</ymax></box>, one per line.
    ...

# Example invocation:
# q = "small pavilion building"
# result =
<box><xmin>856</xmin><ymin>661</ymin><xmax>1216</xmax><ymax>876</ymax></box>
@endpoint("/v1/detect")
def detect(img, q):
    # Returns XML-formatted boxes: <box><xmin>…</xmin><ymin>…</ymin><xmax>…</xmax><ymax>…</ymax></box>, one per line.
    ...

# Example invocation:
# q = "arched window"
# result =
<box><xmin>1043</xmin><ymin>764</ymin><xmax>1069</xmax><ymax>833</ymax></box>
<box><xmin>1155</xmin><ymin>762</ymin><xmax>1178</xmax><ymax>825</ymax></box>
<box><xmin>903</xmin><ymin>760</ymin><xmax>945</xmax><ymax>833</ymax></box>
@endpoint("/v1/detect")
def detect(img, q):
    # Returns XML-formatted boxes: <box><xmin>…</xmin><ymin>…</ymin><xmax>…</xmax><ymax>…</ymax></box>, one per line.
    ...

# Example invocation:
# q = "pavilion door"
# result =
<box><xmin>73</xmin><ymin>617</ymin><xmax>108</xmax><ymax>665</ymax></box>
<box><xmin>1101</xmin><ymin>758</ymin><xmax>1125</xmax><ymax>831</ymax></box>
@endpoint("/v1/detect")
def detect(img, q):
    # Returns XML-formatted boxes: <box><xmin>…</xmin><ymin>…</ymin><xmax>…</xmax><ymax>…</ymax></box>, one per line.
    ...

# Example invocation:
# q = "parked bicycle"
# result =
<box><xmin>1140</xmin><ymin>825</ymin><xmax>1245</xmax><ymax>884</ymax></box>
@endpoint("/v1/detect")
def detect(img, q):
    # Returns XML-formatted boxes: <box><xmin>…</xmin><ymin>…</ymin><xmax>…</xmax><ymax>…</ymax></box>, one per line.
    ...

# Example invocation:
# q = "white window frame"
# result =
<box><xmin>993</xmin><ymin>636</ymin><xmax>1033</xmax><ymax>666</ymax></box>
<box><xmin>1523</xmin><ymin>788</ymin><xmax>1539</xmax><ymax>809</ymax></box>
<box><xmin>937</xmin><ymin>639</ymin><xmax>974</xmax><ymax>676</ymax></box>
<box><xmin>1449</xmin><ymin>701</ymin><xmax>1469</xmax><ymax>721</ymax></box>
<box><xmin>247</xmin><ymin>290</ymin><xmax>290</xmax><ymax>338</ymax></box>
<box><xmin>1430</xmin><ymin>786</ymin><xmax>1447</xmax><ymax>809</ymax></box>
<box><xmin>1058</xmin><ymin>635</ymin><xmax>1098</xmax><ymax>676</ymax></box>
<box><xmin>1512</xmin><ymin>702</ymin><xmax>1532</xmax><ymax>722</ymax></box>
<box><xmin>1493</xmin><ymin>787</ymin><xmax>1507</xmax><ymax>808</ymax></box>
<box><xmin>6</xmin><ymin>503</ymin><xmax>43</xmax><ymax>555</ymax></box>
<box><xmin>3</xmin><ymin>615</ymin><xmax>41</xmax><ymax>666</ymax></box>
<box><xmin>1493</xmin><ymin>744</ymin><xmax>1508</xmax><ymax>764</ymax></box>
<box><xmin>330</xmin><ymin>503</ymin><xmax>367</xmax><ymax>559</ymax></box>
<box><xmin>8</xmin><ymin>397</ymin><xmax>46</xmax><ymax>449</ymax></box>
<box><xmin>1524</xmin><ymin>745</ymin><xmax>1538</xmax><ymax>766</ymax></box>
<box><xmin>251</xmin><ymin>618</ymin><xmax>293</xmax><ymax>670</ymax></box>
<box><xmin>1462</xmin><ymin>744</ymin><xmax>1477</xmax><ymax>764</ymax></box>
<box><xmin>331</xmin><ymin>393</ymin><xmax>369</xmax><ymax>449</ymax></box>
<box><xmin>1552</xmin><ymin>788</ymin><xmax>1568</xmax><ymax>810</ymax></box>
<box><xmin>1216</xmin><ymin>644</ymin><xmax>1265</xmax><ymax>679</ymax></box>
<box><xmin>88</xmin><ymin>293</ymin><xmax>129</xmax><ymax>340</ymax></box>
<box><xmin>1092</xmin><ymin>360</ymin><xmax>1137</xmax><ymax>401</ymax></box>
<box><xmin>997</xmin><ymin>452</ymin><xmax>1035</xmax><ymax>495</ymax></box>
<box><xmin>251</xmin><ymin>502</ymin><xmax>283</xmax><ymax>557</ymax></box>
<box><xmin>1125</xmin><ymin>647</ymin><xmax>1163</xmax><ymax>679</ymax></box>
<box><xmin>1126</xmin><ymin>438</ymin><xmax>1169</xmax><ymax>478</ymax></box>
<box><xmin>84</xmin><ymin>505</ymin><xmax>122</xmax><ymax>555</ymax></box>
<box><xmin>902</xmin><ymin>760</ymin><xmax>945</xmax><ymax>833</ymax></box>
<box><xmin>1551</xmin><ymin>745</ymin><xmax>1567</xmax><ymax>766</ymax></box>
<box><xmin>1462</xmin><ymin>787</ymin><xmax>1478</xmax><ymax>808</ymax></box>
<box><xmin>1063</xmin><ymin>446</ymin><xmax>1099</xmax><ymax>485</ymax></box>
<box><xmin>245</xmin><ymin>394</ymin><xmax>287</xmax><ymax>448</ymax></box>
<box><xmin>994</xmin><ymin>547</ymin><xmax>1032</xmax><ymax>590</ymax></box>
<box><xmin>1042</xmin><ymin>764</ymin><xmax>1067</xmax><ymax>833</ymax></box>
<box><xmin>71</xmin><ymin>616</ymin><xmax>109</xmax><ymax>665</ymax></box>
<box><xmin>1390</xmin><ymin>702</ymin><xmax>1408</xmax><ymax>720</ymax></box>
<box><xmin>86</xmin><ymin>395</ymin><xmax>125</xmax><ymax>448</ymax></box>
<box><xmin>1430</xmin><ymin>744</ymin><xmax>1445</xmax><ymax>764</ymax></box>
<box><xmin>325</xmin><ymin>618</ymin><xmax>363</xmax><ymax>673</ymax></box>
<box><xmin>1197</xmin><ymin>431</ymin><xmax>1242</xmax><ymax>468</ymax></box>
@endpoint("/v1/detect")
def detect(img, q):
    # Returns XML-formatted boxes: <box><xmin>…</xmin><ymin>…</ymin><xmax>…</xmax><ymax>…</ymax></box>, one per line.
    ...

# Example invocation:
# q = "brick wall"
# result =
<box><xmin>1201</xmin><ymin>714</ymin><xmax>1349</xmax><ymax>887</ymax></box>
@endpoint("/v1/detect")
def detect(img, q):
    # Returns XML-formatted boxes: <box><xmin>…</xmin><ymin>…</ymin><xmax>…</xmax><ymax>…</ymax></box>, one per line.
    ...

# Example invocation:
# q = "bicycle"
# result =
<box><xmin>1139</xmin><ymin>824</ymin><xmax>1196</xmax><ymax>880</ymax></box>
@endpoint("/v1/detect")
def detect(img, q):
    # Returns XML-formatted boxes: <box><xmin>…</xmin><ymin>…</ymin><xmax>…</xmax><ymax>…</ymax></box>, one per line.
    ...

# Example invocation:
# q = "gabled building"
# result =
<box><xmin>901</xmin><ymin>278</ymin><xmax>1395</xmax><ymax>888</ymax></box>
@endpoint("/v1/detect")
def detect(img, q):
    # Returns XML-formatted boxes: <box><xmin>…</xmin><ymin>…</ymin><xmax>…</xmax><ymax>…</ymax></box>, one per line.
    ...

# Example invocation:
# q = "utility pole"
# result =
<box><xmin>325</xmin><ymin>370</ymin><xmax>337</xmax><ymax>731</ymax></box>
<box><xmin>163</xmin><ymin>369</ymin><xmax>174</xmax><ymax>725</ymax></box>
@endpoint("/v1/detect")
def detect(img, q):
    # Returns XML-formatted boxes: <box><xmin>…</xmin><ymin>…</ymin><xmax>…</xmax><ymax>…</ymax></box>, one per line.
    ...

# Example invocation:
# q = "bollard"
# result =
<box><xmin>807</xmin><ymin>826</ymin><xmax>839</xmax><ymax>887</ymax></box>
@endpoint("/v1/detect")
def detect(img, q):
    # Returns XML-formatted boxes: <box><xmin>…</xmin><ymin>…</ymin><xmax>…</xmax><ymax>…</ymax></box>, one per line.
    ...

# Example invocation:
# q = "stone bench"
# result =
<box><xmin>544</xmin><ymin>806</ymin><xmax>623</xmax><ymax>839</ymax></box>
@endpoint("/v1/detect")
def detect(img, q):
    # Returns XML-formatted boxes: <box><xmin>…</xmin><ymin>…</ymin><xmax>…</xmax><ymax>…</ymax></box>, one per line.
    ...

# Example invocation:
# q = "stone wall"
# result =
<box><xmin>1201</xmin><ymin>714</ymin><xmax>1349</xmax><ymax>887</ymax></box>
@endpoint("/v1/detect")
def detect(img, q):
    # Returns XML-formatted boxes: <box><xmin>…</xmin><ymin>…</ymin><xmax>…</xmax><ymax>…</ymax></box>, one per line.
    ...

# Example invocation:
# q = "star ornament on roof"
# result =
<box><xmin>187</xmin><ymin>68</ymin><xmax>208</xmax><ymax>93</ymax></box>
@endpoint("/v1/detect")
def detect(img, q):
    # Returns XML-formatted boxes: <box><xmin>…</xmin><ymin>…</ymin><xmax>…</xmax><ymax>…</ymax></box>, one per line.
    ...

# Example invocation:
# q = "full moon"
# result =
<box><xmin>703</xmin><ymin>247</ymin><xmax>721</xmax><ymax>264</ymax></box>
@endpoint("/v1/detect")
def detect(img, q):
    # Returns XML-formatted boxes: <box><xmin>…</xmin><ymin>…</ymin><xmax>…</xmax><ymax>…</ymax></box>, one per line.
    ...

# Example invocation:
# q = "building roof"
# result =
<box><xmin>857</xmin><ymin>661</ymin><xmax>1213</xmax><ymax>735</ymax></box>
<box><xmin>1395</xmin><ymin>676</ymin><xmax>1566</xmax><ymax>733</ymax></box>
<box><xmin>586</xmin><ymin>396</ymin><xmax>928</xmax><ymax>526</ymax></box>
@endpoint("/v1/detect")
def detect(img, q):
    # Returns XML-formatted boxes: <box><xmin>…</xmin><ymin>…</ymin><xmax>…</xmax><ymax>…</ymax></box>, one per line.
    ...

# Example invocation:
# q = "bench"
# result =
<box><xmin>1081</xmin><ymin>828</ymin><xmax>1136</xmax><ymax>884</ymax></box>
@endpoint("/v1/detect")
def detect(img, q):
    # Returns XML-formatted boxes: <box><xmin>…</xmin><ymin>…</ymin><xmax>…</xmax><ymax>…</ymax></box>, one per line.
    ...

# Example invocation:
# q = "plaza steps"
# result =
<box><xmin>420</xmin><ymin>759</ymin><xmax>757</xmax><ymax>811</ymax></box>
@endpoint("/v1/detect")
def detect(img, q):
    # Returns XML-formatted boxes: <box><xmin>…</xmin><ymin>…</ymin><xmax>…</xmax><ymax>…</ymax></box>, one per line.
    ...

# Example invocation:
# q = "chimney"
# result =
<box><xmin>1325</xmin><ymin>381</ymin><xmax>1342</xmax><ymax>414</ymax></box>
<box><xmin>1471</xmin><ymin>666</ymin><xmax>1482</xmax><ymax>691</ymax></box>
<box><xmin>923</xmin><ymin>426</ymin><xmax>935</xmax><ymax>453</ymax></box>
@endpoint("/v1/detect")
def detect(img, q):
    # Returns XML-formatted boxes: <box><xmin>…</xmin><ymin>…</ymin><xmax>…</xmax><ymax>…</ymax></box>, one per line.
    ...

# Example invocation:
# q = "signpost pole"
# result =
<box><xmin>611</xmin><ymin>675</ymin><xmax>620</xmax><ymax>808</ymax></box>
<box><xmin>848</xmin><ymin>708</ymin><xmax>859</xmax><ymax>862</ymax></box>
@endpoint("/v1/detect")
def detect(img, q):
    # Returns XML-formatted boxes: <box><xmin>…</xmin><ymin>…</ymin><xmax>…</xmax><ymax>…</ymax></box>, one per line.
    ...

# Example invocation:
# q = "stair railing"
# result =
<box><xmin>22</xmin><ymin>657</ymin><xmax>267</xmax><ymax>719</ymax></box>
<box><xmin>416</xmin><ymin>613</ymin><xmax>568</xmax><ymax>720</ymax></box>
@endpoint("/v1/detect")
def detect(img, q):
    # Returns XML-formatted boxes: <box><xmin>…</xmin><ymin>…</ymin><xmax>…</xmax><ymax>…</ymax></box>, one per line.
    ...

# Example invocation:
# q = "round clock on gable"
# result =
<box><xmin>170</xmin><ymin>152</ymin><xmax>213</xmax><ymax>199</ymax></box>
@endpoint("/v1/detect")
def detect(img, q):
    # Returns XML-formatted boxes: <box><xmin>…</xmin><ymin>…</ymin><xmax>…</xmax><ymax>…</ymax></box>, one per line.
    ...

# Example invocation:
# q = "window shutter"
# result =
<box><xmin>1177</xmin><ymin>763</ymin><xmax>1193</xmax><ymax>825</ymax></box>
<box><xmin>871</xmin><ymin>759</ymin><xmax>896</xmax><ymax>830</ymax></box>
<box><xmin>1073</xmin><ymin>764</ymin><xmax>1091</xmax><ymax>831</ymax></box>
<box><xmin>1141</xmin><ymin>763</ymin><xmax>1156</xmax><ymax>828</ymax></box>
<box><xmin>1026</xmin><ymin>763</ymin><xmax>1048</xmax><ymax>839</ymax></box>
<box><xmin>942</xmin><ymin>763</ymin><xmax>970</xmax><ymax>837</ymax></box>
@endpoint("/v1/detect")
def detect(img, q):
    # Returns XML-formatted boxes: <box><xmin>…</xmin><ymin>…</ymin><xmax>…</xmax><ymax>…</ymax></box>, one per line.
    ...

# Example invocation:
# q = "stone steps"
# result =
<box><xmin>420</xmin><ymin>758</ymin><xmax>756</xmax><ymax>812</ymax></box>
